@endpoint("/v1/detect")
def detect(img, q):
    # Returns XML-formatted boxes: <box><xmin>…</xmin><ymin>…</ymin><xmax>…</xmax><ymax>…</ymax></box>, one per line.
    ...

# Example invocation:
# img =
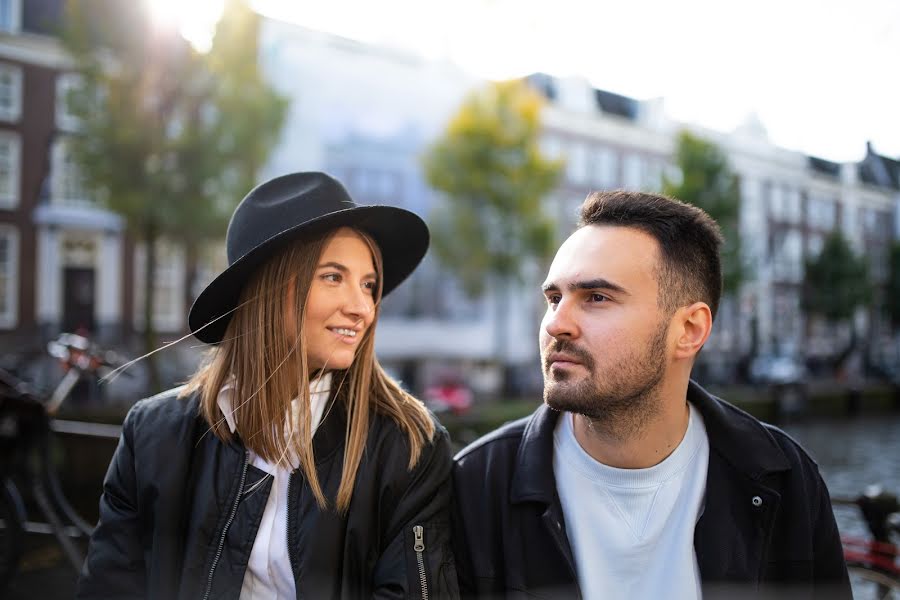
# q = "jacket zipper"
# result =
<box><xmin>202</xmin><ymin>451</ymin><xmax>250</xmax><ymax>600</ymax></box>
<box><xmin>413</xmin><ymin>525</ymin><xmax>429</xmax><ymax>600</ymax></box>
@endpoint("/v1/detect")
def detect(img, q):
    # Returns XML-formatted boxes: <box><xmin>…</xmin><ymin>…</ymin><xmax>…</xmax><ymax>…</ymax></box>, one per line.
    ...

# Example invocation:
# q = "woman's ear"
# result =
<box><xmin>673</xmin><ymin>302</ymin><xmax>713</xmax><ymax>360</ymax></box>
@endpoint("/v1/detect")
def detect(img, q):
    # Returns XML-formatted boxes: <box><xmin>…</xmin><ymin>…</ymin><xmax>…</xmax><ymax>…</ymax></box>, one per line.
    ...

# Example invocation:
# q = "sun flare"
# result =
<box><xmin>143</xmin><ymin>0</ymin><xmax>225</xmax><ymax>52</ymax></box>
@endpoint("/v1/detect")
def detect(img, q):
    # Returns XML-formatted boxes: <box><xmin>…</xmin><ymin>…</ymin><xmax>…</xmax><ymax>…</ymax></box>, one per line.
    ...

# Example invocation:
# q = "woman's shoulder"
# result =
<box><xmin>123</xmin><ymin>386</ymin><xmax>202</xmax><ymax>440</ymax></box>
<box><xmin>368</xmin><ymin>407</ymin><xmax>452</xmax><ymax>469</ymax></box>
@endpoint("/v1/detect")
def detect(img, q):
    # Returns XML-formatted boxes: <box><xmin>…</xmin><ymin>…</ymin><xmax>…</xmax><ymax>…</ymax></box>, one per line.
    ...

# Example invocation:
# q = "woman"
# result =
<box><xmin>77</xmin><ymin>172</ymin><xmax>458</xmax><ymax>598</ymax></box>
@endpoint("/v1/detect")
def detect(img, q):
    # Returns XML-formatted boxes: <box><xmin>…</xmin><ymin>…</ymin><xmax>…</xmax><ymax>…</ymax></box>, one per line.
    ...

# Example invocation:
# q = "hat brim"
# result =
<box><xmin>188</xmin><ymin>205</ymin><xmax>429</xmax><ymax>344</ymax></box>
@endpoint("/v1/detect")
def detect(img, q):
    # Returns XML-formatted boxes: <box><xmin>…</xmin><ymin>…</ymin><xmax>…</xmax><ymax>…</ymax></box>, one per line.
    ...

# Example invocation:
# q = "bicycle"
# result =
<box><xmin>0</xmin><ymin>333</ymin><xmax>124</xmax><ymax>591</ymax></box>
<box><xmin>832</xmin><ymin>486</ymin><xmax>900</xmax><ymax>599</ymax></box>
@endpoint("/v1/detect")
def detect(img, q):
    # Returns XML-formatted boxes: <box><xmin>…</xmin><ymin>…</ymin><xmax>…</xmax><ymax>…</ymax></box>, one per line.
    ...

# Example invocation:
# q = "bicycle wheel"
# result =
<box><xmin>0</xmin><ymin>479</ymin><xmax>24</xmax><ymax>591</ymax></box>
<box><xmin>848</xmin><ymin>563</ymin><xmax>900</xmax><ymax>600</ymax></box>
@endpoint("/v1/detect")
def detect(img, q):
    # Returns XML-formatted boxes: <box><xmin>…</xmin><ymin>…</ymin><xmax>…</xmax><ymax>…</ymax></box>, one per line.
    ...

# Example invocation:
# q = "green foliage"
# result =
<box><xmin>62</xmin><ymin>0</ymin><xmax>287</xmax><ymax>388</ymax></box>
<box><xmin>803</xmin><ymin>232</ymin><xmax>873</xmax><ymax>323</ymax></box>
<box><xmin>422</xmin><ymin>79</ymin><xmax>563</xmax><ymax>298</ymax></box>
<box><xmin>886</xmin><ymin>242</ymin><xmax>900</xmax><ymax>328</ymax></box>
<box><xmin>663</xmin><ymin>131</ymin><xmax>744</xmax><ymax>294</ymax></box>
<box><xmin>63</xmin><ymin>0</ymin><xmax>287</xmax><ymax>240</ymax></box>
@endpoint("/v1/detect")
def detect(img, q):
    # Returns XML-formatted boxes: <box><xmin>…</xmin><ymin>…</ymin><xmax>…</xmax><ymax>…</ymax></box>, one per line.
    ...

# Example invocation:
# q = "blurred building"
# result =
<box><xmin>3</xmin><ymin>4</ymin><xmax>897</xmax><ymax>395</ymax></box>
<box><xmin>0</xmin><ymin>0</ymin><xmax>199</xmax><ymax>391</ymax></box>
<box><xmin>0</xmin><ymin>0</ymin><xmax>132</xmax><ymax>356</ymax></box>
<box><xmin>527</xmin><ymin>74</ymin><xmax>900</xmax><ymax>381</ymax></box>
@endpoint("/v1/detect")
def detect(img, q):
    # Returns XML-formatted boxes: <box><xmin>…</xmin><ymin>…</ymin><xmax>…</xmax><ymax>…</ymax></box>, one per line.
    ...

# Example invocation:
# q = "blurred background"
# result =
<box><xmin>0</xmin><ymin>0</ymin><xmax>898</xmax><ymax>596</ymax></box>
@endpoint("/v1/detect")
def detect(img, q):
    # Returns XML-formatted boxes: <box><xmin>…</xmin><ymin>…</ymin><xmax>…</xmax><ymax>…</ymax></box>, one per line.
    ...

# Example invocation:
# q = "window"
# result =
<box><xmin>0</xmin><ymin>63</ymin><xmax>22</xmax><ymax>122</ymax></box>
<box><xmin>0</xmin><ymin>224</ymin><xmax>18</xmax><ymax>328</ymax></box>
<box><xmin>622</xmin><ymin>153</ymin><xmax>644</xmax><ymax>190</ymax></box>
<box><xmin>806</xmin><ymin>195</ymin><xmax>837</xmax><ymax>231</ymax></box>
<box><xmin>592</xmin><ymin>147</ymin><xmax>618</xmax><ymax>188</ymax></box>
<box><xmin>56</xmin><ymin>73</ymin><xmax>83</xmax><ymax>131</ymax></box>
<box><xmin>51</xmin><ymin>139</ymin><xmax>88</xmax><ymax>206</ymax></box>
<box><xmin>540</xmin><ymin>135</ymin><xmax>563</xmax><ymax>160</ymax></box>
<box><xmin>0</xmin><ymin>0</ymin><xmax>20</xmax><ymax>33</ymax></box>
<box><xmin>565</xmin><ymin>142</ymin><xmax>589</xmax><ymax>185</ymax></box>
<box><xmin>134</xmin><ymin>240</ymin><xmax>185</xmax><ymax>332</ymax></box>
<box><xmin>0</xmin><ymin>131</ymin><xmax>20</xmax><ymax>208</ymax></box>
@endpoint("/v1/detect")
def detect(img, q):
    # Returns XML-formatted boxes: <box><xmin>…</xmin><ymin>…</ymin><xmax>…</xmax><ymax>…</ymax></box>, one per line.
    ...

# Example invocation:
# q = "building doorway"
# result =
<box><xmin>62</xmin><ymin>267</ymin><xmax>95</xmax><ymax>334</ymax></box>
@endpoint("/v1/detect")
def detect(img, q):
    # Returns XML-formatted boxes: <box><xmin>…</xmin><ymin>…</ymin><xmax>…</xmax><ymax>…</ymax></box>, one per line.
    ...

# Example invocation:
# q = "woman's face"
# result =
<box><xmin>300</xmin><ymin>227</ymin><xmax>378</xmax><ymax>372</ymax></box>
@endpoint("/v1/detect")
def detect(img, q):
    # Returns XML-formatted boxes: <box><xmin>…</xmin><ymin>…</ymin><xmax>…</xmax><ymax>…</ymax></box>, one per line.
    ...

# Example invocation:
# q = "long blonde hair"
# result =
<box><xmin>180</xmin><ymin>228</ymin><xmax>435</xmax><ymax>512</ymax></box>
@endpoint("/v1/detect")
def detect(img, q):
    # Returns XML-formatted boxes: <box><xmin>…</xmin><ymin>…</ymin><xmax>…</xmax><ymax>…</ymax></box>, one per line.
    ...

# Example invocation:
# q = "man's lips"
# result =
<box><xmin>546</xmin><ymin>353</ymin><xmax>583</xmax><ymax>368</ymax></box>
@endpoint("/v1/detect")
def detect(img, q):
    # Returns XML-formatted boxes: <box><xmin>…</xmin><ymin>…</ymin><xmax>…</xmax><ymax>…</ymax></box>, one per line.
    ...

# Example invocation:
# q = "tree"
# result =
<box><xmin>63</xmin><ymin>0</ymin><xmax>288</xmax><ymax>391</ymax></box>
<box><xmin>663</xmin><ymin>131</ymin><xmax>744</xmax><ymax>294</ymax></box>
<box><xmin>422</xmin><ymin>79</ymin><xmax>563</xmax><ymax>374</ymax></box>
<box><xmin>804</xmin><ymin>232</ymin><xmax>873</xmax><ymax>369</ymax></box>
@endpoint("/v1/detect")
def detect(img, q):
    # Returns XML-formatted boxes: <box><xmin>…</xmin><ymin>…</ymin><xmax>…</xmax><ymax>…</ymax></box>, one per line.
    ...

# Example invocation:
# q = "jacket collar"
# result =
<box><xmin>510</xmin><ymin>379</ymin><xmax>790</xmax><ymax>504</ymax></box>
<box><xmin>685</xmin><ymin>380</ymin><xmax>790</xmax><ymax>478</ymax></box>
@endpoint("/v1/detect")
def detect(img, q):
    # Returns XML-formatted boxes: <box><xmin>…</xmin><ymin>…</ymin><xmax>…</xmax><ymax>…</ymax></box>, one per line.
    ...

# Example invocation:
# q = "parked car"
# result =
<box><xmin>749</xmin><ymin>355</ymin><xmax>808</xmax><ymax>386</ymax></box>
<box><xmin>424</xmin><ymin>381</ymin><xmax>473</xmax><ymax>416</ymax></box>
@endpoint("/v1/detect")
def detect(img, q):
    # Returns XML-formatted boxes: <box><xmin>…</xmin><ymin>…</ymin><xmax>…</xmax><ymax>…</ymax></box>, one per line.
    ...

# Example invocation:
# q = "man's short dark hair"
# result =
<box><xmin>579</xmin><ymin>190</ymin><xmax>724</xmax><ymax>320</ymax></box>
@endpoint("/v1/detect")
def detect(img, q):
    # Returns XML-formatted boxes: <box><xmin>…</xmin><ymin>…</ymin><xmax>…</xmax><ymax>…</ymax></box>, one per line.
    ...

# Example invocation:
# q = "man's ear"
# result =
<box><xmin>673</xmin><ymin>302</ymin><xmax>713</xmax><ymax>360</ymax></box>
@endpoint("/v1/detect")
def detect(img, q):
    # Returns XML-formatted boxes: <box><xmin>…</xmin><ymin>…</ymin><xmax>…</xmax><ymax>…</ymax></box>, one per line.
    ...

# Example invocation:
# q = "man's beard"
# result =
<box><xmin>542</xmin><ymin>322</ymin><xmax>668</xmax><ymax>440</ymax></box>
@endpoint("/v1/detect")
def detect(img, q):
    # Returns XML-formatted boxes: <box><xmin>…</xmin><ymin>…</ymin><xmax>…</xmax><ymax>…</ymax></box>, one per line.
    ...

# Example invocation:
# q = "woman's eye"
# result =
<box><xmin>322</xmin><ymin>273</ymin><xmax>342</xmax><ymax>283</ymax></box>
<box><xmin>363</xmin><ymin>280</ymin><xmax>377</xmax><ymax>293</ymax></box>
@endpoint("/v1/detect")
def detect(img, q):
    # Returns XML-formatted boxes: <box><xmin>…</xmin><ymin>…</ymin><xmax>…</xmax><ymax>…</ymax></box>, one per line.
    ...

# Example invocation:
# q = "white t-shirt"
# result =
<box><xmin>217</xmin><ymin>373</ymin><xmax>332</xmax><ymax>600</ymax></box>
<box><xmin>553</xmin><ymin>403</ymin><xmax>710</xmax><ymax>599</ymax></box>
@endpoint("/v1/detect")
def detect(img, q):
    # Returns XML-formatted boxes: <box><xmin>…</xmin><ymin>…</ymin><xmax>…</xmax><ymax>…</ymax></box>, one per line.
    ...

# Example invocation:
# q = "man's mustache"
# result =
<box><xmin>543</xmin><ymin>339</ymin><xmax>595</xmax><ymax>372</ymax></box>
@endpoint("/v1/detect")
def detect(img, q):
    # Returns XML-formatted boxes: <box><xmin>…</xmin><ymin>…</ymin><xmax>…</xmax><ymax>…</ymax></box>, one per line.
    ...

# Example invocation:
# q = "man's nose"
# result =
<box><xmin>543</xmin><ymin>300</ymin><xmax>578</xmax><ymax>339</ymax></box>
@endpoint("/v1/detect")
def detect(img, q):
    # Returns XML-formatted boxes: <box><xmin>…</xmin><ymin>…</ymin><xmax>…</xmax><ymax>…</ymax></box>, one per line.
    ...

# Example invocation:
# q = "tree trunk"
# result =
<box><xmin>493</xmin><ymin>278</ymin><xmax>510</xmax><ymax>398</ymax></box>
<box><xmin>143</xmin><ymin>224</ymin><xmax>162</xmax><ymax>393</ymax></box>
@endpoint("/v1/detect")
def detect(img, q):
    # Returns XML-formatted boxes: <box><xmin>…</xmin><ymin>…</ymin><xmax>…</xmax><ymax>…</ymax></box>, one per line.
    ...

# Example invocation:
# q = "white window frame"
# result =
<box><xmin>133</xmin><ymin>241</ymin><xmax>185</xmax><ymax>333</ymax></box>
<box><xmin>0</xmin><ymin>130</ymin><xmax>20</xmax><ymax>209</ymax></box>
<box><xmin>0</xmin><ymin>0</ymin><xmax>21</xmax><ymax>34</ymax></box>
<box><xmin>0</xmin><ymin>224</ymin><xmax>19</xmax><ymax>329</ymax></box>
<box><xmin>0</xmin><ymin>62</ymin><xmax>22</xmax><ymax>122</ymax></box>
<box><xmin>50</xmin><ymin>138</ymin><xmax>89</xmax><ymax>206</ymax></box>
<box><xmin>56</xmin><ymin>73</ymin><xmax>83</xmax><ymax>132</ymax></box>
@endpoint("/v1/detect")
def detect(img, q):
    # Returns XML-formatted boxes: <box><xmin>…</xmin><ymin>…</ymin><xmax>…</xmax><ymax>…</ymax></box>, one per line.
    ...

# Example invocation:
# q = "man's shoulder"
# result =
<box><xmin>451</xmin><ymin>407</ymin><xmax>546</xmax><ymax>487</ymax></box>
<box><xmin>759</xmin><ymin>421</ymin><xmax>821</xmax><ymax>470</ymax></box>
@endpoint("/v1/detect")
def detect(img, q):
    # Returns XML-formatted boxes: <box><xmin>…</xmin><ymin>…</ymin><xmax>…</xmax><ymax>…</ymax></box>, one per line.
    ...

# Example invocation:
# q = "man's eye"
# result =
<box><xmin>590</xmin><ymin>293</ymin><xmax>607</xmax><ymax>302</ymax></box>
<box><xmin>546</xmin><ymin>294</ymin><xmax>561</xmax><ymax>305</ymax></box>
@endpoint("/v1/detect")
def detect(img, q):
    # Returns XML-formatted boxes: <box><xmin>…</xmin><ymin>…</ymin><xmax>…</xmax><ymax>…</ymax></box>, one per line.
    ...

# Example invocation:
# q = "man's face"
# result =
<box><xmin>539</xmin><ymin>225</ymin><xmax>671</xmax><ymax>423</ymax></box>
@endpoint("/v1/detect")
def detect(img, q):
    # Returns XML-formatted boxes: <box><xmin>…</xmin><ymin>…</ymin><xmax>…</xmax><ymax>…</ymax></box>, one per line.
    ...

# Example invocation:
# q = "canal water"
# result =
<box><xmin>783</xmin><ymin>413</ymin><xmax>900</xmax><ymax>598</ymax></box>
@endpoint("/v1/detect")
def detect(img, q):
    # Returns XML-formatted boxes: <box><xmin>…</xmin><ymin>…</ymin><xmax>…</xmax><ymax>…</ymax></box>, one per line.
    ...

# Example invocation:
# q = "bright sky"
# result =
<box><xmin>148</xmin><ymin>0</ymin><xmax>899</xmax><ymax>163</ymax></box>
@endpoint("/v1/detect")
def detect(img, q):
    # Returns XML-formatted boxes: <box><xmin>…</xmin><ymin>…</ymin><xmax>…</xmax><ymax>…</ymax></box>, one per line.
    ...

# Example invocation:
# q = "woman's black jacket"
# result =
<box><xmin>76</xmin><ymin>387</ymin><xmax>459</xmax><ymax>599</ymax></box>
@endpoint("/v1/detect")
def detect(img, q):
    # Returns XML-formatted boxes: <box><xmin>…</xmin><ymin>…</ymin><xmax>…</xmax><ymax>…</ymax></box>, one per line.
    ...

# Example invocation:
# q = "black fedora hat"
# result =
<box><xmin>188</xmin><ymin>171</ymin><xmax>429</xmax><ymax>344</ymax></box>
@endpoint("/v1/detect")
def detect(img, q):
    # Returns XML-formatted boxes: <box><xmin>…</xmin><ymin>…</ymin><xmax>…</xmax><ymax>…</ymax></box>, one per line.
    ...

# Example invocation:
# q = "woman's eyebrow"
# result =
<box><xmin>317</xmin><ymin>261</ymin><xmax>377</xmax><ymax>279</ymax></box>
<box><xmin>317</xmin><ymin>261</ymin><xmax>348</xmax><ymax>272</ymax></box>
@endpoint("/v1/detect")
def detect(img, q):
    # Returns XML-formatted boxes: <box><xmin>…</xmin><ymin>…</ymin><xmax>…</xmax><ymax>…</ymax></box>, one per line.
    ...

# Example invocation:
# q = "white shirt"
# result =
<box><xmin>216</xmin><ymin>373</ymin><xmax>332</xmax><ymax>600</ymax></box>
<box><xmin>553</xmin><ymin>403</ymin><xmax>710</xmax><ymax>599</ymax></box>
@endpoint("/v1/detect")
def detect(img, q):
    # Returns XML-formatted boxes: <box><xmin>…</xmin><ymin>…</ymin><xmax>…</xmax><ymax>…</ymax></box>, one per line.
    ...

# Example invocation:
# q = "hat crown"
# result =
<box><xmin>226</xmin><ymin>172</ymin><xmax>355</xmax><ymax>265</ymax></box>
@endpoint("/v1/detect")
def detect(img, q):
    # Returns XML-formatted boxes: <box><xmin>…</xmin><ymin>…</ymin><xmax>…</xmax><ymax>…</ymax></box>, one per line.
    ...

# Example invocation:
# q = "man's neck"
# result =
<box><xmin>572</xmin><ymin>380</ymin><xmax>690</xmax><ymax>469</ymax></box>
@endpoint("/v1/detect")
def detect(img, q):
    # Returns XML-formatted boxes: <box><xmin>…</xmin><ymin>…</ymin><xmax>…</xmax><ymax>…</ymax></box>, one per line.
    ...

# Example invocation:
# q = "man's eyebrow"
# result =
<box><xmin>541</xmin><ymin>278</ymin><xmax>629</xmax><ymax>295</ymax></box>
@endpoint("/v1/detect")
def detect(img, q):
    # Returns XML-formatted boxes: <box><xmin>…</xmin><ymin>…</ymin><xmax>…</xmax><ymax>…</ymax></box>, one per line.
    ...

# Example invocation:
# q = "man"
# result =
<box><xmin>452</xmin><ymin>191</ymin><xmax>850</xmax><ymax>599</ymax></box>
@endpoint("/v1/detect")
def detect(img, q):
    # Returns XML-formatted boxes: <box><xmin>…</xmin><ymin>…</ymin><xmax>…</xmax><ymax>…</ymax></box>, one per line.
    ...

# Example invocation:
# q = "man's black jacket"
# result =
<box><xmin>76</xmin><ymin>388</ymin><xmax>459</xmax><ymax>599</ymax></box>
<box><xmin>452</xmin><ymin>381</ymin><xmax>851</xmax><ymax>599</ymax></box>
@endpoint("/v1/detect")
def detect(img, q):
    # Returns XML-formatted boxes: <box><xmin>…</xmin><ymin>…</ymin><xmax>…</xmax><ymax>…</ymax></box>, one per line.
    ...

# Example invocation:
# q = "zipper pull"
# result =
<box><xmin>413</xmin><ymin>525</ymin><xmax>425</xmax><ymax>552</ymax></box>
